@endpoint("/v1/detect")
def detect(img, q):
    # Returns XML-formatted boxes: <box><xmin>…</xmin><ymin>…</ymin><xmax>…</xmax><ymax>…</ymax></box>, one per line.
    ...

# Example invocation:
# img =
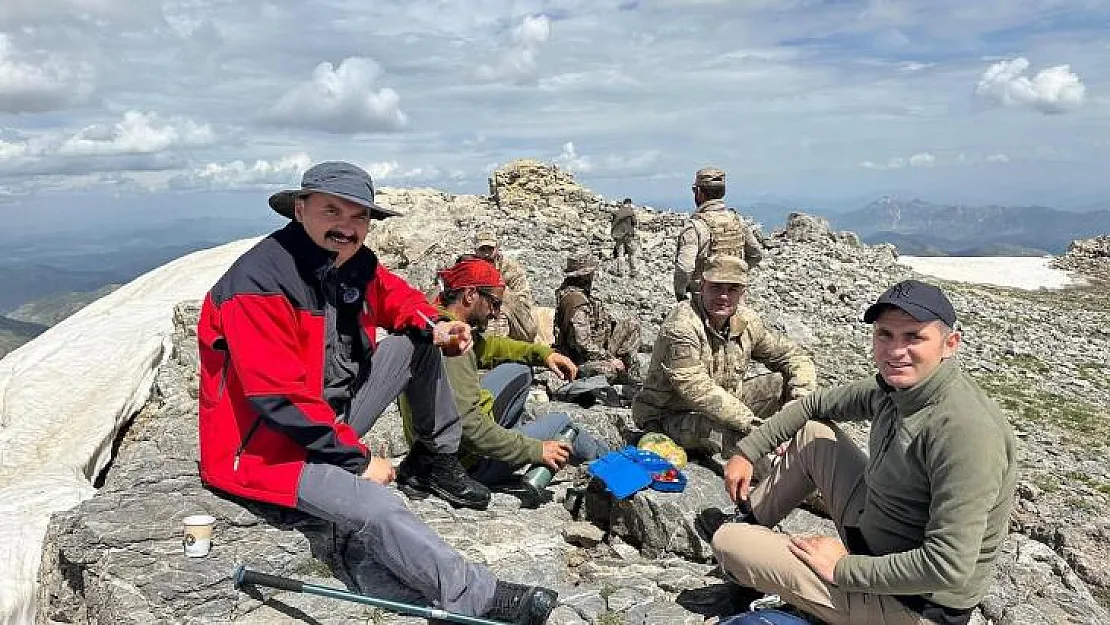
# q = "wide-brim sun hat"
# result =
<box><xmin>268</xmin><ymin>161</ymin><xmax>401</xmax><ymax>220</ymax></box>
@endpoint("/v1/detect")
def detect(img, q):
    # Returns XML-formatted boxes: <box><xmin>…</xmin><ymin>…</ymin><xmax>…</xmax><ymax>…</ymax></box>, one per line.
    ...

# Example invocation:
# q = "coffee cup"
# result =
<box><xmin>182</xmin><ymin>514</ymin><xmax>216</xmax><ymax>557</ymax></box>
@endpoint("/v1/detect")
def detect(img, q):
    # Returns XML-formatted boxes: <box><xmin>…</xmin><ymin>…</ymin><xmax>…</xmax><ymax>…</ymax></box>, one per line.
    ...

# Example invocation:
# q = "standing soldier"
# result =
<box><xmin>554</xmin><ymin>254</ymin><xmax>642</xmax><ymax>383</ymax></box>
<box><xmin>674</xmin><ymin>167</ymin><xmax>763</xmax><ymax>301</ymax></box>
<box><xmin>474</xmin><ymin>230</ymin><xmax>538</xmax><ymax>342</ymax></box>
<box><xmin>610</xmin><ymin>197</ymin><xmax>639</xmax><ymax>277</ymax></box>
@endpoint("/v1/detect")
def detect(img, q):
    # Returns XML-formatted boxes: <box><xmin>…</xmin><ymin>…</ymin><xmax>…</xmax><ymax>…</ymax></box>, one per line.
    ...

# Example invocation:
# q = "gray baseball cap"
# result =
<box><xmin>268</xmin><ymin>161</ymin><xmax>401</xmax><ymax>220</ymax></box>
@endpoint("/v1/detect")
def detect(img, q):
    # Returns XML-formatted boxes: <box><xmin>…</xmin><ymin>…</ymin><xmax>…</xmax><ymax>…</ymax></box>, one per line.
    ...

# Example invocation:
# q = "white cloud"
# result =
<box><xmin>59</xmin><ymin>111</ymin><xmax>215</xmax><ymax>156</ymax></box>
<box><xmin>986</xmin><ymin>153</ymin><xmax>1010</xmax><ymax>163</ymax></box>
<box><xmin>475</xmin><ymin>14</ymin><xmax>551</xmax><ymax>83</ymax></box>
<box><xmin>0</xmin><ymin>34</ymin><xmax>94</xmax><ymax>113</ymax></box>
<box><xmin>908</xmin><ymin>152</ymin><xmax>935</xmax><ymax>167</ymax></box>
<box><xmin>184</xmin><ymin>153</ymin><xmax>313</xmax><ymax>189</ymax></box>
<box><xmin>267</xmin><ymin>58</ymin><xmax>408</xmax><ymax>134</ymax></box>
<box><xmin>554</xmin><ymin>141</ymin><xmax>592</xmax><ymax>172</ymax></box>
<box><xmin>975</xmin><ymin>57</ymin><xmax>1087</xmax><ymax>114</ymax></box>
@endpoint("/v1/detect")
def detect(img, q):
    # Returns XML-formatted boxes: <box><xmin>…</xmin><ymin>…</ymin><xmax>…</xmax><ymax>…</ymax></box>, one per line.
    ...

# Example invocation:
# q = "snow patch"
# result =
<box><xmin>898</xmin><ymin>256</ymin><xmax>1085</xmax><ymax>290</ymax></box>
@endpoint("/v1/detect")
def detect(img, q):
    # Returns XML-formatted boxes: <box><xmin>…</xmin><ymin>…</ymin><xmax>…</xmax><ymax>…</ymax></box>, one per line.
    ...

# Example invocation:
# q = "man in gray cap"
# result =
<box><xmin>197</xmin><ymin>161</ymin><xmax>557</xmax><ymax>624</ymax></box>
<box><xmin>473</xmin><ymin>230</ymin><xmax>538</xmax><ymax>342</ymax></box>
<box><xmin>634</xmin><ymin>255</ymin><xmax>816</xmax><ymax>457</ymax></box>
<box><xmin>711</xmin><ymin>279</ymin><xmax>1016</xmax><ymax>625</ymax></box>
<box><xmin>554</xmin><ymin>253</ymin><xmax>641</xmax><ymax>383</ymax></box>
<box><xmin>673</xmin><ymin>167</ymin><xmax>763</xmax><ymax>301</ymax></box>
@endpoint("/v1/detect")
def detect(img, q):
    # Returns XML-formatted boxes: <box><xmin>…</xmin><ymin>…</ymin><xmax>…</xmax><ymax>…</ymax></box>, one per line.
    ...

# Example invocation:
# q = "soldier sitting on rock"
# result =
<box><xmin>713</xmin><ymin>280</ymin><xmax>1017</xmax><ymax>625</ymax></box>
<box><xmin>400</xmin><ymin>257</ymin><xmax>609</xmax><ymax>488</ymax></box>
<box><xmin>633</xmin><ymin>255</ymin><xmax>816</xmax><ymax>458</ymax></box>
<box><xmin>554</xmin><ymin>253</ymin><xmax>642</xmax><ymax>384</ymax></box>
<box><xmin>473</xmin><ymin>230</ymin><xmax>539</xmax><ymax>342</ymax></box>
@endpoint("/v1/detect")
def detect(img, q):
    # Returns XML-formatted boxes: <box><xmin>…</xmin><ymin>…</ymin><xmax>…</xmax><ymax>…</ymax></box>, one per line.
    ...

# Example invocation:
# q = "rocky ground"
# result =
<box><xmin>36</xmin><ymin>160</ymin><xmax>1110</xmax><ymax>624</ymax></box>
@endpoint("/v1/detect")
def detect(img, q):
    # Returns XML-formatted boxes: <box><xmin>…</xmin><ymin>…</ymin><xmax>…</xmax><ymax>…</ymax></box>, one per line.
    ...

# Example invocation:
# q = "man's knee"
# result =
<box><xmin>711</xmin><ymin>523</ymin><xmax>770</xmax><ymax>585</ymax></box>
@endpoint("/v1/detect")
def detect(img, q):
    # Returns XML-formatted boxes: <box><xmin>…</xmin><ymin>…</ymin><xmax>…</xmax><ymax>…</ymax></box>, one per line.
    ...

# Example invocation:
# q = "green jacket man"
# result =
<box><xmin>401</xmin><ymin>257</ymin><xmax>609</xmax><ymax>489</ymax></box>
<box><xmin>712</xmin><ymin>279</ymin><xmax>1018</xmax><ymax>625</ymax></box>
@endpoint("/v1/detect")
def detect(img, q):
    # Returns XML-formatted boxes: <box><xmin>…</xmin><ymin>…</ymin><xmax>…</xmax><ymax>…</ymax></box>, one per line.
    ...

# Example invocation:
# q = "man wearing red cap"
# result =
<box><xmin>401</xmin><ymin>257</ymin><xmax>609</xmax><ymax>490</ymax></box>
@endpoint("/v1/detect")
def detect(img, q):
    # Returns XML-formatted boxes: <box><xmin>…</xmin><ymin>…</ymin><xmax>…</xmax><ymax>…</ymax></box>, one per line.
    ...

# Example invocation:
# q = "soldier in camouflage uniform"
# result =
<box><xmin>474</xmin><ymin>230</ymin><xmax>539</xmax><ymax>342</ymax></box>
<box><xmin>610</xmin><ymin>197</ymin><xmax>639</xmax><ymax>277</ymax></box>
<box><xmin>634</xmin><ymin>255</ymin><xmax>816</xmax><ymax>457</ymax></box>
<box><xmin>554</xmin><ymin>253</ymin><xmax>642</xmax><ymax>383</ymax></box>
<box><xmin>674</xmin><ymin>167</ymin><xmax>763</xmax><ymax>301</ymax></box>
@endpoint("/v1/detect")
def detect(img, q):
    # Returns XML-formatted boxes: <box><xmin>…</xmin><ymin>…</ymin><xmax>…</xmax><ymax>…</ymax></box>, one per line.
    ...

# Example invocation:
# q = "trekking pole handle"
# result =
<box><xmin>234</xmin><ymin>565</ymin><xmax>304</xmax><ymax>593</ymax></box>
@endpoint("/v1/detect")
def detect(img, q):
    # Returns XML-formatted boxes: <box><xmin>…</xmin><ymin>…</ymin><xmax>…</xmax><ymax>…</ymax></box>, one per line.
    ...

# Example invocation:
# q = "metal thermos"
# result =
<box><xmin>521</xmin><ymin>425</ymin><xmax>578</xmax><ymax>506</ymax></box>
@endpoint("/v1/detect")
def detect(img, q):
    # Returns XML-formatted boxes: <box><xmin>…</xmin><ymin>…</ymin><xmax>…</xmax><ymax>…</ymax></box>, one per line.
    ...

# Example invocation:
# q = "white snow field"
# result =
<box><xmin>898</xmin><ymin>255</ymin><xmax>1086</xmax><ymax>290</ymax></box>
<box><xmin>0</xmin><ymin>238</ymin><xmax>259</xmax><ymax>625</ymax></box>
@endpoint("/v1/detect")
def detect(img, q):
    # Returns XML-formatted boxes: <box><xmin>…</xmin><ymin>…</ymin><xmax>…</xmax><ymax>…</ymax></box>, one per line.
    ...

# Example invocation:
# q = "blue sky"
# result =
<box><xmin>1</xmin><ymin>0</ymin><xmax>1108</xmax><ymax>233</ymax></box>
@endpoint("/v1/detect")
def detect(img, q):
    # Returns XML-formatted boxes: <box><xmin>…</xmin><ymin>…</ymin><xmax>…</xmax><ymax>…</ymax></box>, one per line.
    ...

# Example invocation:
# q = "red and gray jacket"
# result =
<box><xmin>197</xmin><ymin>222</ymin><xmax>438</xmax><ymax>507</ymax></box>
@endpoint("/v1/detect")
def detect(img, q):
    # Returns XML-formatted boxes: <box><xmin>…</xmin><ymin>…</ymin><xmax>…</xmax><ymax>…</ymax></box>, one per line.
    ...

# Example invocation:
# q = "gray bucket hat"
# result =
<box><xmin>268</xmin><ymin>161</ymin><xmax>401</xmax><ymax>220</ymax></box>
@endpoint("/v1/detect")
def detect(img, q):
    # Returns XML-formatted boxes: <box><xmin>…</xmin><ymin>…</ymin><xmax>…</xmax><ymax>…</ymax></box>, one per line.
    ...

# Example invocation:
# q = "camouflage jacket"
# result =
<box><xmin>485</xmin><ymin>254</ymin><xmax>538</xmax><ymax>341</ymax></box>
<box><xmin>673</xmin><ymin>199</ymin><xmax>763</xmax><ymax>299</ymax></box>
<box><xmin>554</xmin><ymin>285</ymin><xmax>613</xmax><ymax>364</ymax></box>
<box><xmin>632</xmin><ymin>300</ymin><xmax>816</xmax><ymax>430</ymax></box>
<box><xmin>610</xmin><ymin>205</ymin><xmax>637</xmax><ymax>239</ymax></box>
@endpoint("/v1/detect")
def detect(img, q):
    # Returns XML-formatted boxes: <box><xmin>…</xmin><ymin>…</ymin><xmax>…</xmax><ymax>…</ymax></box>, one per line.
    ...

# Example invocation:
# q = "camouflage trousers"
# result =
<box><xmin>482</xmin><ymin>290</ymin><xmax>538</xmax><ymax>342</ymax></box>
<box><xmin>645</xmin><ymin>372</ymin><xmax>789</xmax><ymax>458</ymax></box>
<box><xmin>578</xmin><ymin>318</ymin><xmax>642</xmax><ymax>383</ymax></box>
<box><xmin>611</xmin><ymin>235</ymin><xmax>639</xmax><ymax>276</ymax></box>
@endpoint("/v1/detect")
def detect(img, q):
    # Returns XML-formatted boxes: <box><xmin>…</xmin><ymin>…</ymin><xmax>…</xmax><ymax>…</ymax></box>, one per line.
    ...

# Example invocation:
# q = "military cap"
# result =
<box><xmin>701</xmin><ymin>255</ymin><xmax>750</xmax><ymax>286</ymax></box>
<box><xmin>693</xmin><ymin>166</ymin><xmax>726</xmax><ymax>189</ymax></box>
<box><xmin>563</xmin><ymin>253</ymin><xmax>600</xmax><ymax>277</ymax></box>
<box><xmin>474</xmin><ymin>230</ymin><xmax>498</xmax><ymax>248</ymax></box>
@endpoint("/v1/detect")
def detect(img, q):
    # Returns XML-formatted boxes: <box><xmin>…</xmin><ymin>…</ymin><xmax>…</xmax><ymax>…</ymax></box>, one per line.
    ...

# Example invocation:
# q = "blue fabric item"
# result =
<box><xmin>587</xmin><ymin>446</ymin><xmax>686</xmax><ymax>498</ymax></box>
<box><xmin>718</xmin><ymin>610</ymin><xmax>811</xmax><ymax>625</ymax></box>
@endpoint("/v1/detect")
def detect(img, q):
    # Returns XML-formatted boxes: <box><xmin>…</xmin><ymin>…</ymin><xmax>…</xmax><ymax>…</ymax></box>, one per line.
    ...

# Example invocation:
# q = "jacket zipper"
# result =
<box><xmin>233</xmin><ymin>417</ymin><xmax>264</xmax><ymax>471</ymax></box>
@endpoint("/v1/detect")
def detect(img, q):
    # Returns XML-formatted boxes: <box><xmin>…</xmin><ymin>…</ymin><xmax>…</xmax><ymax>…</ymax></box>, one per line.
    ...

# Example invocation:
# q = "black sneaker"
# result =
<box><xmin>484</xmin><ymin>581</ymin><xmax>558</xmax><ymax>625</ymax></box>
<box><xmin>397</xmin><ymin>444</ymin><xmax>491</xmax><ymax>510</ymax></box>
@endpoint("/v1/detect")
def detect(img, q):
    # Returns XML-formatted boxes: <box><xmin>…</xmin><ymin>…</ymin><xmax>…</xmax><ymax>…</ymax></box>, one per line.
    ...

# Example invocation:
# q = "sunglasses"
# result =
<box><xmin>477</xmin><ymin>289</ymin><xmax>503</xmax><ymax>310</ymax></box>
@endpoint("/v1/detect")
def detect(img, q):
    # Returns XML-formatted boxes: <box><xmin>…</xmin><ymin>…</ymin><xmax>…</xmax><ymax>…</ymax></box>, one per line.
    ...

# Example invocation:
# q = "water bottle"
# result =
<box><xmin>521</xmin><ymin>425</ymin><xmax>578</xmax><ymax>507</ymax></box>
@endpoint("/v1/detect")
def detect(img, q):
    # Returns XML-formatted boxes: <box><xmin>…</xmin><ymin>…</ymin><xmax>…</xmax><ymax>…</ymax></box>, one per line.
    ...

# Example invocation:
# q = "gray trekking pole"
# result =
<box><xmin>233</xmin><ymin>564</ymin><xmax>509</xmax><ymax>625</ymax></box>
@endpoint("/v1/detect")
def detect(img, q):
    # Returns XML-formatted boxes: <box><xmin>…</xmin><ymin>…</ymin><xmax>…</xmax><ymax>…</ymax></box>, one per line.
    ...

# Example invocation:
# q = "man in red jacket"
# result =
<box><xmin>197</xmin><ymin>162</ymin><xmax>556</xmax><ymax>624</ymax></box>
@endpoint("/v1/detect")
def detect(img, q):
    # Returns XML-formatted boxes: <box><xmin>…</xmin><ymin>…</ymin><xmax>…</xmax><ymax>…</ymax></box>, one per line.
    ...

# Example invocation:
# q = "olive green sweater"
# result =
<box><xmin>401</xmin><ymin>309</ymin><xmax>553</xmax><ymax>467</ymax></box>
<box><xmin>738</xmin><ymin>359</ymin><xmax>1017</xmax><ymax>609</ymax></box>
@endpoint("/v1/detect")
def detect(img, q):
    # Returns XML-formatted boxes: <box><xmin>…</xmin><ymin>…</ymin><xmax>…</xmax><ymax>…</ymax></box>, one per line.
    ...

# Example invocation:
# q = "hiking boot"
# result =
<box><xmin>397</xmin><ymin>443</ymin><xmax>491</xmax><ymax>510</ymax></box>
<box><xmin>483</xmin><ymin>581</ymin><xmax>558</xmax><ymax>625</ymax></box>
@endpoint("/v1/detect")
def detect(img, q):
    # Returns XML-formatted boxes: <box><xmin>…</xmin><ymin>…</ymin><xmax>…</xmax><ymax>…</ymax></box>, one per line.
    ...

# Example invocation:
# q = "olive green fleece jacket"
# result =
<box><xmin>737</xmin><ymin>359</ymin><xmax>1017</xmax><ymax>609</ymax></box>
<box><xmin>401</xmin><ymin>308</ymin><xmax>553</xmax><ymax>467</ymax></box>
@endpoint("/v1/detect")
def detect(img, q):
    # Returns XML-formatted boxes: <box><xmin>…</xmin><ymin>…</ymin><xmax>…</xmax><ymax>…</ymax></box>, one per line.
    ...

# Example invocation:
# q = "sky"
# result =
<box><xmin>1</xmin><ymin>0</ymin><xmax>1109</xmax><ymax>234</ymax></box>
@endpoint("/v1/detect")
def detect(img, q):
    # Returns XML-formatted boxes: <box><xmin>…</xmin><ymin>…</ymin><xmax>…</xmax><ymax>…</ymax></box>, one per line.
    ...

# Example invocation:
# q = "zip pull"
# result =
<box><xmin>233</xmin><ymin>454</ymin><xmax>241</xmax><ymax>471</ymax></box>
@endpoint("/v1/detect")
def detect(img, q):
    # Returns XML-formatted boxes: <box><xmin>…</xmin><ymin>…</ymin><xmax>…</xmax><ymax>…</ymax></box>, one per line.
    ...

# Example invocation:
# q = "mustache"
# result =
<box><xmin>325</xmin><ymin>230</ymin><xmax>359</xmax><ymax>244</ymax></box>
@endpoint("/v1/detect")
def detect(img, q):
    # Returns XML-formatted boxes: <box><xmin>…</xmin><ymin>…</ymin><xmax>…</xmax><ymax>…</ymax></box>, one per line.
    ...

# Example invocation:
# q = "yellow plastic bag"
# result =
<box><xmin>637</xmin><ymin>433</ymin><xmax>687</xmax><ymax>469</ymax></box>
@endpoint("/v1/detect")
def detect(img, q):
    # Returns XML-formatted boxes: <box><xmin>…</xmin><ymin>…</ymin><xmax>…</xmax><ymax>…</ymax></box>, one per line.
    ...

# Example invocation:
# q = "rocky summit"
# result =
<box><xmin>36</xmin><ymin>161</ymin><xmax>1110</xmax><ymax>624</ymax></box>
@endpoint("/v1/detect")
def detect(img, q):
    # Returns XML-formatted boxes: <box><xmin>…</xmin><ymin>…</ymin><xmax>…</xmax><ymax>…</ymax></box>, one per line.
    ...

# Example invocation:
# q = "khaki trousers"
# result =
<box><xmin>711</xmin><ymin>420</ymin><xmax>936</xmax><ymax>625</ymax></box>
<box><xmin>651</xmin><ymin>372</ymin><xmax>789</xmax><ymax>458</ymax></box>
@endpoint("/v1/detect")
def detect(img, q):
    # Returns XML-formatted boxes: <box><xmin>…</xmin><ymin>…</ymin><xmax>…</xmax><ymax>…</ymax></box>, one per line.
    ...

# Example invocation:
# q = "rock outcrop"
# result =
<box><xmin>36</xmin><ymin>160</ymin><xmax>1110</xmax><ymax>623</ymax></box>
<box><xmin>1055</xmin><ymin>235</ymin><xmax>1110</xmax><ymax>285</ymax></box>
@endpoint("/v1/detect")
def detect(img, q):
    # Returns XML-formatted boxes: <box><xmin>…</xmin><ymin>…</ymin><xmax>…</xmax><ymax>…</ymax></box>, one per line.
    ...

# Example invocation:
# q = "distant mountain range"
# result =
<box><xmin>739</xmin><ymin>197</ymin><xmax>1110</xmax><ymax>256</ymax></box>
<box><xmin>0</xmin><ymin>315</ymin><xmax>47</xmax><ymax>360</ymax></box>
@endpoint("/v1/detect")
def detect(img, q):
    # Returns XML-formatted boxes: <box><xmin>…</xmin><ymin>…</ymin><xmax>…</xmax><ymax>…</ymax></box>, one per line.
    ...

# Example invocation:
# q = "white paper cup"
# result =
<box><xmin>183</xmin><ymin>515</ymin><xmax>216</xmax><ymax>557</ymax></box>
